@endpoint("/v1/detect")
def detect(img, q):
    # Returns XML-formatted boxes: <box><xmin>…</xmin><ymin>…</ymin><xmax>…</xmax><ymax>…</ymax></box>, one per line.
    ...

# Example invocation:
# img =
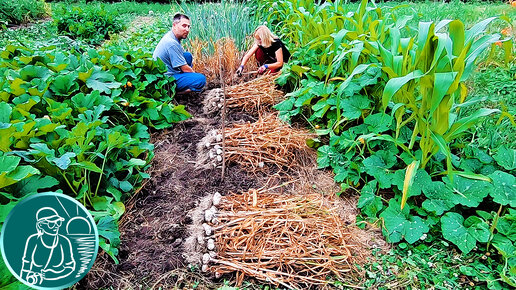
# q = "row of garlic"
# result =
<box><xmin>200</xmin><ymin>192</ymin><xmax>222</xmax><ymax>273</ymax></box>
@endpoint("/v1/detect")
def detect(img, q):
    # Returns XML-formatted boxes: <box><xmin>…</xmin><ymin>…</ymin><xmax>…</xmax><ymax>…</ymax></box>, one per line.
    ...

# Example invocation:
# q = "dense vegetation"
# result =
<box><xmin>0</xmin><ymin>0</ymin><xmax>514</xmax><ymax>288</ymax></box>
<box><xmin>261</xmin><ymin>0</ymin><xmax>515</xmax><ymax>287</ymax></box>
<box><xmin>0</xmin><ymin>0</ymin><xmax>48</xmax><ymax>27</ymax></box>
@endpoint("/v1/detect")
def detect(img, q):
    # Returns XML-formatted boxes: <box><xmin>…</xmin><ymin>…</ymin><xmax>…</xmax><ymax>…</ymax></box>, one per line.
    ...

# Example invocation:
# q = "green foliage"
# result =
<box><xmin>0</xmin><ymin>43</ymin><xmax>189</xmax><ymax>274</ymax></box>
<box><xmin>53</xmin><ymin>4</ymin><xmax>124</xmax><ymax>45</ymax></box>
<box><xmin>360</xmin><ymin>239</ymin><xmax>512</xmax><ymax>289</ymax></box>
<box><xmin>0</xmin><ymin>0</ymin><xmax>48</xmax><ymax>27</ymax></box>
<box><xmin>261</xmin><ymin>0</ymin><xmax>515</xmax><ymax>286</ymax></box>
<box><xmin>172</xmin><ymin>0</ymin><xmax>259</xmax><ymax>52</ymax></box>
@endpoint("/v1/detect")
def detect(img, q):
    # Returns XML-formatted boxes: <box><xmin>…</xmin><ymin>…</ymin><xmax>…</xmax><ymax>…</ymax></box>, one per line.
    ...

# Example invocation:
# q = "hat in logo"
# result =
<box><xmin>36</xmin><ymin>207</ymin><xmax>65</xmax><ymax>222</ymax></box>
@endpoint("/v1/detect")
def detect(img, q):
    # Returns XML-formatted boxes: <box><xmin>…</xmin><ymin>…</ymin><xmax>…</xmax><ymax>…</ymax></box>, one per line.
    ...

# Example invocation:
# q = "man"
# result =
<box><xmin>153</xmin><ymin>13</ymin><xmax>206</xmax><ymax>93</ymax></box>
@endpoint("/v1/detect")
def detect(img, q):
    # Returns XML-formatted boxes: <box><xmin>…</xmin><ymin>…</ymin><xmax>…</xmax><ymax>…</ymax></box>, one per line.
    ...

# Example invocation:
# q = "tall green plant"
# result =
<box><xmin>380</xmin><ymin>18</ymin><xmax>502</xmax><ymax>172</ymax></box>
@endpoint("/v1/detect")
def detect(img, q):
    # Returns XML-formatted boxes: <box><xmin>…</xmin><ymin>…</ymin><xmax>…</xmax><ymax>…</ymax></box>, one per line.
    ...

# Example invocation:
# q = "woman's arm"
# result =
<box><xmin>240</xmin><ymin>44</ymin><xmax>259</xmax><ymax>67</ymax></box>
<box><xmin>267</xmin><ymin>48</ymin><xmax>284</xmax><ymax>70</ymax></box>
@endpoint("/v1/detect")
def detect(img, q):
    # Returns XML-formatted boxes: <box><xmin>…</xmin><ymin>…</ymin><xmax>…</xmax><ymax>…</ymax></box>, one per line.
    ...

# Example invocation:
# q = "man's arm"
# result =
<box><xmin>180</xmin><ymin>64</ymin><xmax>195</xmax><ymax>73</ymax></box>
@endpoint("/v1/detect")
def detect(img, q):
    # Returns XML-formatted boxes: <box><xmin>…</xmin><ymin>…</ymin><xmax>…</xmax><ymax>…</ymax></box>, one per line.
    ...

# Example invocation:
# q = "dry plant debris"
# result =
<box><xmin>225</xmin><ymin>74</ymin><xmax>285</xmax><ymax>112</ymax></box>
<box><xmin>196</xmin><ymin>113</ymin><xmax>316</xmax><ymax>171</ymax></box>
<box><xmin>202</xmin><ymin>74</ymin><xmax>284</xmax><ymax>116</ymax></box>
<box><xmin>224</xmin><ymin>113</ymin><xmax>315</xmax><ymax>170</ymax></box>
<box><xmin>209</xmin><ymin>188</ymin><xmax>360</xmax><ymax>289</ymax></box>
<box><xmin>189</xmin><ymin>37</ymin><xmax>249</xmax><ymax>86</ymax></box>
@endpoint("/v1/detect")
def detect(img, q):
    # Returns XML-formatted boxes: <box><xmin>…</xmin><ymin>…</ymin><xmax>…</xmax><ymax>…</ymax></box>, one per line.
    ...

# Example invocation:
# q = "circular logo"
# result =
<box><xmin>1</xmin><ymin>192</ymin><xmax>99</xmax><ymax>289</ymax></box>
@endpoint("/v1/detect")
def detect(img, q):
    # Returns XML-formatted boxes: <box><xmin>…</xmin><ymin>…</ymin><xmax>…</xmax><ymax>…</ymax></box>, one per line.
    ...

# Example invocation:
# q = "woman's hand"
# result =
<box><xmin>258</xmin><ymin>64</ymin><xmax>268</xmax><ymax>74</ymax></box>
<box><xmin>236</xmin><ymin>65</ymin><xmax>244</xmax><ymax>77</ymax></box>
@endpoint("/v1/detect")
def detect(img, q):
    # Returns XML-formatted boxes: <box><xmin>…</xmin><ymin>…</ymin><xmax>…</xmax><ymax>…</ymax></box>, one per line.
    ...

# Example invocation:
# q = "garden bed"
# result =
<box><xmin>81</xmin><ymin>80</ymin><xmax>387</xmax><ymax>289</ymax></box>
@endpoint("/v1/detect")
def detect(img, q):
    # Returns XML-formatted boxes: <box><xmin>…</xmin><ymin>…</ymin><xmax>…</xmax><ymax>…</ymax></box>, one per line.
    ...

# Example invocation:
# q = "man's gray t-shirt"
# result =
<box><xmin>152</xmin><ymin>31</ymin><xmax>187</xmax><ymax>76</ymax></box>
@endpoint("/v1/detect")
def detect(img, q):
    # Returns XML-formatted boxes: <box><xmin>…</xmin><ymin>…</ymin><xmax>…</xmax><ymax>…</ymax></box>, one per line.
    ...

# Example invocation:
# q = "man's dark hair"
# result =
<box><xmin>173</xmin><ymin>13</ymin><xmax>190</xmax><ymax>24</ymax></box>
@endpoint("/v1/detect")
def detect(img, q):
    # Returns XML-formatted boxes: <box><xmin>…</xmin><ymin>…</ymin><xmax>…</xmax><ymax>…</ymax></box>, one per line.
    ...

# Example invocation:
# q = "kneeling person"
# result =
<box><xmin>153</xmin><ymin>13</ymin><xmax>206</xmax><ymax>93</ymax></box>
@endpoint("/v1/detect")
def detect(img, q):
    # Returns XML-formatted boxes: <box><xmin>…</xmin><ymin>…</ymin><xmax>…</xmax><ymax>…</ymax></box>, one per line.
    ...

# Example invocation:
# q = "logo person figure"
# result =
<box><xmin>20</xmin><ymin>207</ymin><xmax>76</xmax><ymax>286</ymax></box>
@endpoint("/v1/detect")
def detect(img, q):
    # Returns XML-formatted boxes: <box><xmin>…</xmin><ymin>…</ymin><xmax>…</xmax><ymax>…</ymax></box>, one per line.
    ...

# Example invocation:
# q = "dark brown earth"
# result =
<box><xmin>80</xmin><ymin>91</ymin><xmax>287</xmax><ymax>289</ymax></box>
<box><xmin>80</xmin><ymin>88</ymin><xmax>387</xmax><ymax>289</ymax></box>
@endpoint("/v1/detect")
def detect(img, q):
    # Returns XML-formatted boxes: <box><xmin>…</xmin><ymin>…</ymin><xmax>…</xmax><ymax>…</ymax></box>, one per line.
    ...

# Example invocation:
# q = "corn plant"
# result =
<box><xmin>380</xmin><ymin>18</ymin><xmax>502</xmax><ymax>171</ymax></box>
<box><xmin>265</xmin><ymin>1</ymin><xmax>515</xmax><ymax>285</ymax></box>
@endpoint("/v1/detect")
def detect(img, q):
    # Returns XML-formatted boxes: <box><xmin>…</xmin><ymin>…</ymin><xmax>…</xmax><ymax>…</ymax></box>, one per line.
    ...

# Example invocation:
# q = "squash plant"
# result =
<box><xmin>0</xmin><ymin>44</ymin><xmax>189</xmax><ymax>267</ymax></box>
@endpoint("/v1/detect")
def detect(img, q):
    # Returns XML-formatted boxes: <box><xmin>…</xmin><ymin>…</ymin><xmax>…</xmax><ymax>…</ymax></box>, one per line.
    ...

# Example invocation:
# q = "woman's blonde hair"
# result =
<box><xmin>254</xmin><ymin>25</ymin><xmax>277</xmax><ymax>48</ymax></box>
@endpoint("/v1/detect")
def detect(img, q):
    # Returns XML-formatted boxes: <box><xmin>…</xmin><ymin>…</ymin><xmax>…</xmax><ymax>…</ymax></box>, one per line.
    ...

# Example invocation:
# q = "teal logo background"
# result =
<box><xmin>0</xmin><ymin>192</ymin><xmax>99</xmax><ymax>289</ymax></box>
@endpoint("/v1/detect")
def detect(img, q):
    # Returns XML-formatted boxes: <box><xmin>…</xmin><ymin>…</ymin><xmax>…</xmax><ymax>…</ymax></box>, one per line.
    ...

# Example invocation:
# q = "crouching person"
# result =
<box><xmin>153</xmin><ymin>13</ymin><xmax>206</xmax><ymax>93</ymax></box>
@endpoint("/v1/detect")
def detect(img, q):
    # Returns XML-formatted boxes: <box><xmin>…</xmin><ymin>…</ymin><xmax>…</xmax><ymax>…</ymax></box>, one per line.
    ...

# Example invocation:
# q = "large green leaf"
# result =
<box><xmin>340</xmin><ymin>95</ymin><xmax>371</xmax><ymax>120</ymax></box>
<box><xmin>86</xmin><ymin>69</ymin><xmax>122</xmax><ymax>94</ymax></box>
<box><xmin>492</xmin><ymin>234</ymin><xmax>516</xmax><ymax>258</ymax></box>
<box><xmin>357</xmin><ymin>180</ymin><xmax>383</xmax><ymax>218</ymax></box>
<box><xmin>363</xmin><ymin>153</ymin><xmax>393</xmax><ymax>189</ymax></box>
<box><xmin>9</xmin><ymin>175</ymin><xmax>59</xmax><ymax>199</ymax></box>
<box><xmin>49</xmin><ymin>73</ymin><xmax>79</xmax><ymax>96</ymax></box>
<box><xmin>364</xmin><ymin>113</ymin><xmax>393</xmax><ymax>133</ymax></box>
<box><xmin>381</xmin><ymin>70</ymin><xmax>423</xmax><ymax>109</ymax></box>
<box><xmin>444</xmin><ymin>108</ymin><xmax>500</xmax><ymax>141</ymax></box>
<box><xmin>0</xmin><ymin>155</ymin><xmax>20</xmax><ymax>173</ymax></box>
<box><xmin>380</xmin><ymin>199</ymin><xmax>429</xmax><ymax>244</ymax></box>
<box><xmin>0</xmin><ymin>102</ymin><xmax>12</xmax><ymax>124</ymax></box>
<box><xmin>97</xmin><ymin>216</ymin><xmax>121</xmax><ymax>264</ymax></box>
<box><xmin>71</xmin><ymin>91</ymin><xmax>113</xmax><ymax>112</ymax></box>
<box><xmin>497</xmin><ymin>216</ymin><xmax>516</xmax><ymax>241</ymax></box>
<box><xmin>441</xmin><ymin>212</ymin><xmax>477</xmax><ymax>254</ymax></box>
<box><xmin>489</xmin><ymin>171</ymin><xmax>516</xmax><ymax>207</ymax></box>
<box><xmin>0</xmin><ymin>165</ymin><xmax>40</xmax><ymax>190</ymax></box>
<box><xmin>464</xmin><ymin>216</ymin><xmax>490</xmax><ymax>243</ymax></box>
<box><xmin>445</xmin><ymin>175</ymin><xmax>492</xmax><ymax>208</ymax></box>
<box><xmin>493</xmin><ymin>146</ymin><xmax>516</xmax><ymax>171</ymax></box>
<box><xmin>422</xmin><ymin>181</ymin><xmax>456</xmax><ymax>215</ymax></box>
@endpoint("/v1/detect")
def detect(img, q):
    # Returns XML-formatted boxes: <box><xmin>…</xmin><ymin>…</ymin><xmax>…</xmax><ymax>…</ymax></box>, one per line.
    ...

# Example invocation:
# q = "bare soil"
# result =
<box><xmin>80</xmin><ymin>88</ymin><xmax>387</xmax><ymax>289</ymax></box>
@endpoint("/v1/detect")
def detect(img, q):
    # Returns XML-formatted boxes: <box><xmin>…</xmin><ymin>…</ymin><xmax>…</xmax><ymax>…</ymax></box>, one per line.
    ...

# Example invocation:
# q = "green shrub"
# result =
<box><xmin>0</xmin><ymin>0</ymin><xmax>48</xmax><ymax>26</ymax></box>
<box><xmin>53</xmin><ymin>4</ymin><xmax>124</xmax><ymax>45</ymax></box>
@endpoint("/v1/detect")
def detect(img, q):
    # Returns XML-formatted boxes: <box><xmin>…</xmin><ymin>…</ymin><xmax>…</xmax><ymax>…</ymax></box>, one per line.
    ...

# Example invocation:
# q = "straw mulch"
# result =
<box><xmin>225</xmin><ymin>74</ymin><xmax>285</xmax><ymax>113</ymax></box>
<box><xmin>210</xmin><ymin>188</ymin><xmax>360</xmax><ymax>289</ymax></box>
<box><xmin>189</xmin><ymin>37</ymin><xmax>257</xmax><ymax>87</ymax></box>
<box><xmin>223</xmin><ymin>113</ymin><xmax>316</xmax><ymax>171</ymax></box>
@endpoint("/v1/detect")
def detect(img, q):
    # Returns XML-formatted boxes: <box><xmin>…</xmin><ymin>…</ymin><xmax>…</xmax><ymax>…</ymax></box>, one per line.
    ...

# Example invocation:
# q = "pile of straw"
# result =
<box><xmin>210</xmin><ymin>188</ymin><xmax>358</xmax><ymax>289</ymax></box>
<box><xmin>190</xmin><ymin>37</ymin><xmax>256</xmax><ymax>86</ymax></box>
<box><xmin>222</xmin><ymin>113</ymin><xmax>315</xmax><ymax>171</ymax></box>
<box><xmin>225</xmin><ymin>74</ymin><xmax>285</xmax><ymax>112</ymax></box>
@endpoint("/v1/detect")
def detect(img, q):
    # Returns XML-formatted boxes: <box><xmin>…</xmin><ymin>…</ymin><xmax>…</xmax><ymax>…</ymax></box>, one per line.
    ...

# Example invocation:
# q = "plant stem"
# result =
<box><xmin>94</xmin><ymin>146</ymin><xmax>110</xmax><ymax>197</ymax></box>
<box><xmin>60</xmin><ymin>171</ymin><xmax>79</xmax><ymax>196</ymax></box>
<box><xmin>487</xmin><ymin>204</ymin><xmax>504</xmax><ymax>251</ymax></box>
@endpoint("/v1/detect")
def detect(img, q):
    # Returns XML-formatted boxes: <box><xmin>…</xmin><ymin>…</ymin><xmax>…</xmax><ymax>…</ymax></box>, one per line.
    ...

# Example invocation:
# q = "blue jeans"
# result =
<box><xmin>174</xmin><ymin>52</ymin><xmax>206</xmax><ymax>92</ymax></box>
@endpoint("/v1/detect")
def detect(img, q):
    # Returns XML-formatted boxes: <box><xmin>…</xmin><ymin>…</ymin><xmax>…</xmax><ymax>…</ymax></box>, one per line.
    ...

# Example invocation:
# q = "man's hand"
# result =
<box><xmin>258</xmin><ymin>64</ymin><xmax>268</xmax><ymax>74</ymax></box>
<box><xmin>236</xmin><ymin>65</ymin><xmax>244</xmax><ymax>77</ymax></box>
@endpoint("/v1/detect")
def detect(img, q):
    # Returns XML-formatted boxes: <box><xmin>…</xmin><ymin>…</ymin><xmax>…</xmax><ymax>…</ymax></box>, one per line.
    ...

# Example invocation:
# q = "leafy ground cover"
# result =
<box><xmin>260</xmin><ymin>0</ymin><xmax>515</xmax><ymax>288</ymax></box>
<box><xmin>0</xmin><ymin>0</ymin><xmax>48</xmax><ymax>27</ymax></box>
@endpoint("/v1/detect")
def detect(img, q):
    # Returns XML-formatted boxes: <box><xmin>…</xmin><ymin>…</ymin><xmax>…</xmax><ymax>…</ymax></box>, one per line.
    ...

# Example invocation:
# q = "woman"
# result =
<box><xmin>236</xmin><ymin>25</ymin><xmax>291</xmax><ymax>75</ymax></box>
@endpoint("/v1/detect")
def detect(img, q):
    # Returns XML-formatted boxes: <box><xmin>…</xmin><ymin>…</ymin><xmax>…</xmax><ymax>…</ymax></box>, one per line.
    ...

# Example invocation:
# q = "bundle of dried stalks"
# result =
<box><xmin>210</xmin><ymin>188</ymin><xmax>359</xmax><ymax>289</ymax></box>
<box><xmin>222</xmin><ymin>113</ymin><xmax>315</xmax><ymax>171</ymax></box>
<box><xmin>189</xmin><ymin>37</ymin><xmax>256</xmax><ymax>86</ymax></box>
<box><xmin>225</xmin><ymin>74</ymin><xmax>284</xmax><ymax>113</ymax></box>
